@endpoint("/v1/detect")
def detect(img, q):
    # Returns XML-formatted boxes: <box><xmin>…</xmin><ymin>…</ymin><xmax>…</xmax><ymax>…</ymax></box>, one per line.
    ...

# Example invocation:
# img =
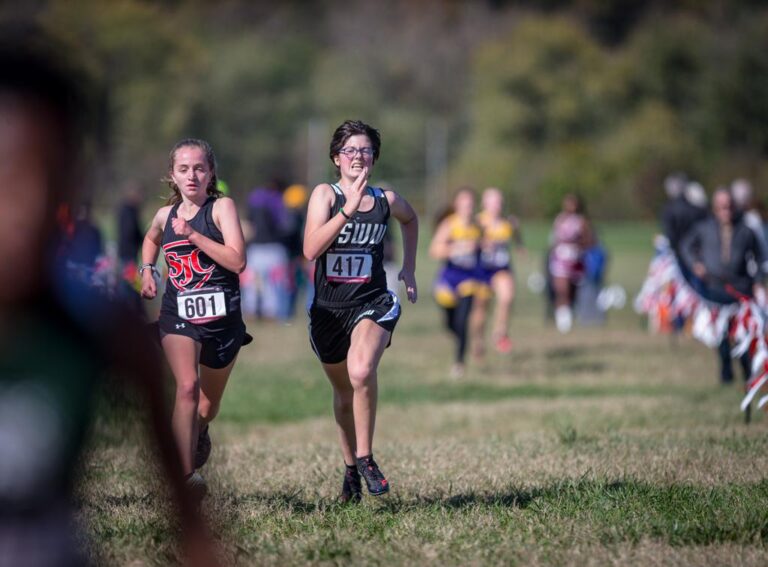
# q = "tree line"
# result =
<box><xmin>6</xmin><ymin>0</ymin><xmax>767</xmax><ymax>218</ymax></box>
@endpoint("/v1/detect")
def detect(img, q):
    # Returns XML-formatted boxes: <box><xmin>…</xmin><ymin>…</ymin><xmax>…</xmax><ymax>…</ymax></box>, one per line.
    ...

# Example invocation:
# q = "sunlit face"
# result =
<box><xmin>454</xmin><ymin>190</ymin><xmax>475</xmax><ymax>221</ymax></box>
<box><xmin>170</xmin><ymin>145</ymin><xmax>213</xmax><ymax>201</ymax></box>
<box><xmin>333</xmin><ymin>134</ymin><xmax>374</xmax><ymax>180</ymax></box>
<box><xmin>482</xmin><ymin>188</ymin><xmax>503</xmax><ymax>217</ymax></box>
<box><xmin>0</xmin><ymin>96</ymin><xmax>56</xmax><ymax>304</ymax></box>
<box><xmin>713</xmin><ymin>191</ymin><xmax>732</xmax><ymax>225</ymax></box>
<box><xmin>563</xmin><ymin>194</ymin><xmax>578</xmax><ymax>214</ymax></box>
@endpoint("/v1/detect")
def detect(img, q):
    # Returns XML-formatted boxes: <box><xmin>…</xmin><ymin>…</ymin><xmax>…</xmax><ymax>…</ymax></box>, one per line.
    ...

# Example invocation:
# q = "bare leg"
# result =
<box><xmin>469</xmin><ymin>293</ymin><xmax>489</xmax><ymax>360</ymax></box>
<box><xmin>322</xmin><ymin>360</ymin><xmax>357</xmax><ymax>466</ymax></box>
<box><xmin>553</xmin><ymin>276</ymin><xmax>571</xmax><ymax>307</ymax></box>
<box><xmin>346</xmin><ymin>320</ymin><xmax>391</xmax><ymax>458</ymax></box>
<box><xmin>552</xmin><ymin>276</ymin><xmax>573</xmax><ymax>333</ymax></box>
<box><xmin>491</xmin><ymin>271</ymin><xmax>515</xmax><ymax>339</ymax></box>
<box><xmin>198</xmin><ymin>357</ymin><xmax>238</xmax><ymax>424</ymax></box>
<box><xmin>161</xmin><ymin>333</ymin><xmax>201</xmax><ymax>476</ymax></box>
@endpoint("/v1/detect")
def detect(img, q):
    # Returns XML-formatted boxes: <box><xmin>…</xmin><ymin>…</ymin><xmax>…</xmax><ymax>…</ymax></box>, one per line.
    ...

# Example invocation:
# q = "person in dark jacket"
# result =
<box><xmin>116</xmin><ymin>183</ymin><xmax>145</xmax><ymax>311</ymax></box>
<box><xmin>660</xmin><ymin>173</ymin><xmax>708</xmax><ymax>256</ymax></box>
<box><xmin>679</xmin><ymin>189</ymin><xmax>765</xmax><ymax>383</ymax></box>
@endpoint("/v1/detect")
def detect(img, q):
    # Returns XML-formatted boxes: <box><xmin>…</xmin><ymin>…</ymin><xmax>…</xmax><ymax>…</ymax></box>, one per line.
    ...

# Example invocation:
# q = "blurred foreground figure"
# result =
<box><xmin>0</xmin><ymin>27</ymin><xmax>218</xmax><ymax>567</ymax></box>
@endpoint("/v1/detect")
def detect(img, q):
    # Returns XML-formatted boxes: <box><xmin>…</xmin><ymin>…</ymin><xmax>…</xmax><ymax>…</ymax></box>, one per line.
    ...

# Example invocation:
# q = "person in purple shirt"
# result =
<box><xmin>242</xmin><ymin>179</ymin><xmax>291</xmax><ymax>320</ymax></box>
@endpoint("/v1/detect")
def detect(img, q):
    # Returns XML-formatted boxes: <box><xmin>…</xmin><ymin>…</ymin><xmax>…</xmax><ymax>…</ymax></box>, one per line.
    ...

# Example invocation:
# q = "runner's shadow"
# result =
<box><xmin>392</xmin><ymin>479</ymin><xmax>632</xmax><ymax>512</ymax></box>
<box><xmin>219</xmin><ymin>490</ymin><xmax>320</xmax><ymax>514</ymax></box>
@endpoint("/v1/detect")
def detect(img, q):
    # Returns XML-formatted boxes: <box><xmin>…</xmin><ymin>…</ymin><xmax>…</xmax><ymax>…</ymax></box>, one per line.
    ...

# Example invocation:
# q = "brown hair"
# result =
<box><xmin>164</xmin><ymin>138</ymin><xmax>223</xmax><ymax>205</ymax></box>
<box><xmin>433</xmin><ymin>186</ymin><xmax>477</xmax><ymax>231</ymax></box>
<box><xmin>329</xmin><ymin>120</ymin><xmax>381</xmax><ymax>176</ymax></box>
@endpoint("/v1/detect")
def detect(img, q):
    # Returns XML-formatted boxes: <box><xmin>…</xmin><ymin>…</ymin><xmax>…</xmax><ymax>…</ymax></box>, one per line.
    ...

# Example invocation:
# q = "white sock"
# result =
<box><xmin>555</xmin><ymin>305</ymin><xmax>572</xmax><ymax>333</ymax></box>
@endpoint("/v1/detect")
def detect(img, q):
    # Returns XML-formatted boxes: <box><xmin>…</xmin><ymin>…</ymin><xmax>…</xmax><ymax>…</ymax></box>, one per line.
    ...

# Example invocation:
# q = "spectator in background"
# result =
<box><xmin>731</xmin><ymin>178</ymin><xmax>768</xmax><ymax>278</ymax></box>
<box><xmin>679</xmin><ymin>189</ymin><xmax>765</xmax><ymax>384</ymax></box>
<box><xmin>684</xmin><ymin>181</ymin><xmax>709</xmax><ymax>211</ymax></box>
<box><xmin>575</xmin><ymin>216</ymin><xmax>608</xmax><ymax>326</ymax></box>
<box><xmin>62</xmin><ymin>201</ymin><xmax>110</xmax><ymax>293</ymax></box>
<box><xmin>548</xmin><ymin>193</ymin><xmax>589</xmax><ymax>333</ymax></box>
<box><xmin>242</xmin><ymin>179</ymin><xmax>291</xmax><ymax>321</ymax></box>
<box><xmin>660</xmin><ymin>173</ymin><xmax>708</xmax><ymax>256</ymax></box>
<box><xmin>116</xmin><ymin>182</ymin><xmax>145</xmax><ymax>310</ymax></box>
<box><xmin>68</xmin><ymin>201</ymin><xmax>103</xmax><ymax>267</ymax></box>
<box><xmin>282</xmin><ymin>183</ymin><xmax>309</xmax><ymax>317</ymax></box>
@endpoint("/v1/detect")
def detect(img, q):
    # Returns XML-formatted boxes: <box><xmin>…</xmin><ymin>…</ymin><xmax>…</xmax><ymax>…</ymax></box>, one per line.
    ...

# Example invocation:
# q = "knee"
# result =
<box><xmin>498</xmin><ymin>288</ymin><xmax>514</xmax><ymax>304</ymax></box>
<box><xmin>347</xmin><ymin>361</ymin><xmax>375</xmax><ymax>389</ymax></box>
<box><xmin>175</xmin><ymin>377</ymin><xmax>199</xmax><ymax>405</ymax></box>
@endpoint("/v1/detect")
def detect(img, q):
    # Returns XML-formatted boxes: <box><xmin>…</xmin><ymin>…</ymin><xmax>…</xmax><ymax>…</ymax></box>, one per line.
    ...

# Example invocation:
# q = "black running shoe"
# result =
<box><xmin>185</xmin><ymin>471</ymin><xmax>208</xmax><ymax>501</ymax></box>
<box><xmin>340</xmin><ymin>465</ymin><xmax>362</xmax><ymax>503</ymax></box>
<box><xmin>194</xmin><ymin>425</ymin><xmax>212</xmax><ymax>469</ymax></box>
<box><xmin>356</xmin><ymin>455</ymin><xmax>389</xmax><ymax>496</ymax></box>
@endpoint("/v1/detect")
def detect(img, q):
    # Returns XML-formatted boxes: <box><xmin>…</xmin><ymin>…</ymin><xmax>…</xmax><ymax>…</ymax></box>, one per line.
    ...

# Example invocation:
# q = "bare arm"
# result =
<box><xmin>387</xmin><ymin>190</ymin><xmax>419</xmax><ymax>303</ymax></box>
<box><xmin>429</xmin><ymin>219</ymin><xmax>453</xmax><ymax>260</ymax></box>
<box><xmin>303</xmin><ymin>184</ymin><xmax>343</xmax><ymax>261</ymax></box>
<box><xmin>171</xmin><ymin>197</ymin><xmax>246</xmax><ymax>274</ymax></box>
<box><xmin>140</xmin><ymin>206</ymin><xmax>171</xmax><ymax>299</ymax></box>
<box><xmin>303</xmin><ymin>169</ymin><xmax>369</xmax><ymax>261</ymax></box>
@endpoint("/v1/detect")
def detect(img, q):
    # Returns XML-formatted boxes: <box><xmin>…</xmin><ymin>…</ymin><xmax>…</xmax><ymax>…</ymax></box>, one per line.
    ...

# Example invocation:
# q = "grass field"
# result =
<box><xmin>78</xmin><ymin>222</ymin><xmax>768</xmax><ymax>566</ymax></box>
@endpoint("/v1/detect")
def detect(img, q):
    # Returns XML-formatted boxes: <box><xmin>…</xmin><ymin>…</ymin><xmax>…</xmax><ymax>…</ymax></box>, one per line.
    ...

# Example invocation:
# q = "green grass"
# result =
<box><xmin>78</xmin><ymin>221</ymin><xmax>768</xmax><ymax>566</ymax></box>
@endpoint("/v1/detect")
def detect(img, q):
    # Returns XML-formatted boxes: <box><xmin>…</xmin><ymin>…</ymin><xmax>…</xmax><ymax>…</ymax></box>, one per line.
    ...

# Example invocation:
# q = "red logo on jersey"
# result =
<box><xmin>163</xmin><ymin>240</ymin><xmax>215</xmax><ymax>290</ymax></box>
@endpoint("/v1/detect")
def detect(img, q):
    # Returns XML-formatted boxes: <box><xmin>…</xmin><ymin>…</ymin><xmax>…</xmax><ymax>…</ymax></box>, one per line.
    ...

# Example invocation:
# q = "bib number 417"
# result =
<box><xmin>327</xmin><ymin>253</ymin><xmax>372</xmax><ymax>283</ymax></box>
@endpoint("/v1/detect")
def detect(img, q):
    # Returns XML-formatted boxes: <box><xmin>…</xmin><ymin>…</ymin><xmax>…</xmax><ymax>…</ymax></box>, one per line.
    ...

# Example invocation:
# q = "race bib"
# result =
<box><xmin>481</xmin><ymin>246</ymin><xmax>510</xmax><ymax>268</ymax></box>
<box><xmin>326</xmin><ymin>252</ymin><xmax>373</xmax><ymax>283</ymax></box>
<box><xmin>177</xmin><ymin>286</ymin><xmax>227</xmax><ymax>324</ymax></box>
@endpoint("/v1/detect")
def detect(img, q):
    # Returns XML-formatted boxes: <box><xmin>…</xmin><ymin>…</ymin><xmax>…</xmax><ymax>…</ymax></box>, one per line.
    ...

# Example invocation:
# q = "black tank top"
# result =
<box><xmin>160</xmin><ymin>197</ymin><xmax>241</xmax><ymax>317</ymax></box>
<box><xmin>314</xmin><ymin>184</ymin><xmax>390</xmax><ymax>308</ymax></box>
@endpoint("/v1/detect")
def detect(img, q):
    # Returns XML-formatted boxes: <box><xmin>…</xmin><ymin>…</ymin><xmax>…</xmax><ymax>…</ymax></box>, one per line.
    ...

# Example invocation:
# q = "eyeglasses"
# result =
<box><xmin>338</xmin><ymin>147</ymin><xmax>374</xmax><ymax>159</ymax></box>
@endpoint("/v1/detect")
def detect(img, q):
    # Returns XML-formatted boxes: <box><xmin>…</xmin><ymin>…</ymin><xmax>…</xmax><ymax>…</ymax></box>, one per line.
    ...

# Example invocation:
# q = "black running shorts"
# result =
<box><xmin>158</xmin><ymin>311</ymin><xmax>249</xmax><ymax>369</ymax></box>
<box><xmin>308</xmin><ymin>291</ymin><xmax>401</xmax><ymax>364</ymax></box>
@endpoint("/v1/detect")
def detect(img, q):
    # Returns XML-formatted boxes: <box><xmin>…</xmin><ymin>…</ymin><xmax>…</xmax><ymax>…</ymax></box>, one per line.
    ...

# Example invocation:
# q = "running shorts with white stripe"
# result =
<box><xmin>308</xmin><ymin>290</ymin><xmax>400</xmax><ymax>364</ymax></box>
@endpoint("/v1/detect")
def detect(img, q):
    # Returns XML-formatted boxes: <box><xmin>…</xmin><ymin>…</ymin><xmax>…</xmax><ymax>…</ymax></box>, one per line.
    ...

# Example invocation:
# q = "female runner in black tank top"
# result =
<box><xmin>304</xmin><ymin>120</ymin><xmax>419</xmax><ymax>500</ymax></box>
<box><xmin>141</xmin><ymin>138</ymin><xmax>248</xmax><ymax>492</ymax></box>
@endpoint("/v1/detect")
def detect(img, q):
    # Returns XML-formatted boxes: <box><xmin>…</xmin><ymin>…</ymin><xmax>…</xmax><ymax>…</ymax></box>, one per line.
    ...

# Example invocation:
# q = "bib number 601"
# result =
<box><xmin>177</xmin><ymin>287</ymin><xmax>226</xmax><ymax>324</ymax></box>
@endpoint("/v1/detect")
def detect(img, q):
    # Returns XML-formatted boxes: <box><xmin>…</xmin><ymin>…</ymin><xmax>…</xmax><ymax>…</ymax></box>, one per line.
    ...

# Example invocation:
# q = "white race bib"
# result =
<box><xmin>326</xmin><ymin>252</ymin><xmax>373</xmax><ymax>283</ymax></box>
<box><xmin>177</xmin><ymin>287</ymin><xmax>227</xmax><ymax>324</ymax></box>
<box><xmin>482</xmin><ymin>246</ymin><xmax>510</xmax><ymax>268</ymax></box>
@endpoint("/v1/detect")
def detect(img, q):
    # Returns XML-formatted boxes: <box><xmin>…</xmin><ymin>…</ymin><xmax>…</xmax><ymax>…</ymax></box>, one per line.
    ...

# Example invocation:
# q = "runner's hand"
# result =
<box><xmin>398</xmin><ymin>269</ymin><xmax>418</xmax><ymax>303</ymax></box>
<box><xmin>141</xmin><ymin>270</ymin><xmax>157</xmax><ymax>299</ymax></box>
<box><xmin>343</xmin><ymin>167</ymin><xmax>368</xmax><ymax>214</ymax></box>
<box><xmin>172</xmin><ymin>216</ymin><xmax>195</xmax><ymax>238</ymax></box>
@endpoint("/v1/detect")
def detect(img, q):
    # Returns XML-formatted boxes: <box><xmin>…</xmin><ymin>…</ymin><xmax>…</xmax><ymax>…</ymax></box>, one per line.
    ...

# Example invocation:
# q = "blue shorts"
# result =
<box><xmin>433</xmin><ymin>265</ymin><xmax>480</xmax><ymax>308</ymax></box>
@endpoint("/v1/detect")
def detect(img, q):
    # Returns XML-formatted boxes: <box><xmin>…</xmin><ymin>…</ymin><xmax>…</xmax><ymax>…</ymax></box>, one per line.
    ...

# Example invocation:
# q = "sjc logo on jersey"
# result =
<box><xmin>163</xmin><ymin>240</ymin><xmax>215</xmax><ymax>290</ymax></box>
